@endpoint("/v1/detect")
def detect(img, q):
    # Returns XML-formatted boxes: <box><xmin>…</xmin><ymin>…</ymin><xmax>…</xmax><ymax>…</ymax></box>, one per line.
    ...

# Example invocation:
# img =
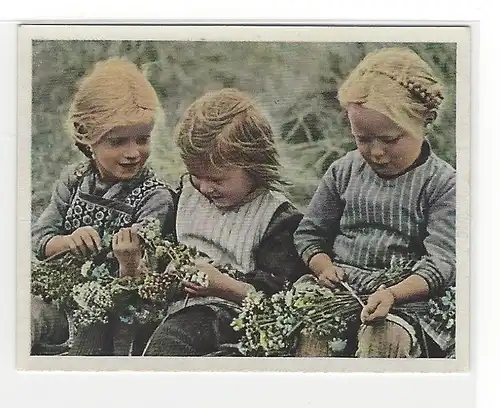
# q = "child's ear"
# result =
<box><xmin>73</xmin><ymin>121</ymin><xmax>89</xmax><ymax>136</ymax></box>
<box><xmin>424</xmin><ymin>110</ymin><xmax>438</xmax><ymax>125</ymax></box>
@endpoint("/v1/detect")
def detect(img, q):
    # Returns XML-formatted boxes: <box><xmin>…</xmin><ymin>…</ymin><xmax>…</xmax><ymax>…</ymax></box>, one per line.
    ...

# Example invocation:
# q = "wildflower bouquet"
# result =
<box><xmin>232</xmin><ymin>257</ymin><xmax>457</xmax><ymax>357</ymax></box>
<box><xmin>427</xmin><ymin>286</ymin><xmax>456</xmax><ymax>334</ymax></box>
<box><xmin>31</xmin><ymin>218</ymin><xmax>210</xmax><ymax>333</ymax></box>
<box><xmin>231</xmin><ymin>282</ymin><xmax>353</xmax><ymax>356</ymax></box>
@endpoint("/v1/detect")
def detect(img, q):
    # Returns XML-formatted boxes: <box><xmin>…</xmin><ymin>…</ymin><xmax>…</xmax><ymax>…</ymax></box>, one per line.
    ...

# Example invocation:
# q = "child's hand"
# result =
<box><xmin>317</xmin><ymin>264</ymin><xmax>345</xmax><ymax>288</ymax></box>
<box><xmin>184</xmin><ymin>260</ymin><xmax>235</xmax><ymax>299</ymax></box>
<box><xmin>112</xmin><ymin>227</ymin><xmax>142</xmax><ymax>277</ymax></box>
<box><xmin>64</xmin><ymin>226</ymin><xmax>101</xmax><ymax>257</ymax></box>
<box><xmin>360</xmin><ymin>285</ymin><xmax>396</xmax><ymax>324</ymax></box>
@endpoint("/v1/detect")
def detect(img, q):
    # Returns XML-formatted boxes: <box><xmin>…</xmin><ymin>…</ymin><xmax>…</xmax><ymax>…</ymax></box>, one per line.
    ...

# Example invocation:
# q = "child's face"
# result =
<box><xmin>347</xmin><ymin>104</ymin><xmax>423</xmax><ymax>176</ymax></box>
<box><xmin>186</xmin><ymin>161</ymin><xmax>256</xmax><ymax>209</ymax></box>
<box><xmin>91</xmin><ymin>122</ymin><xmax>153</xmax><ymax>182</ymax></box>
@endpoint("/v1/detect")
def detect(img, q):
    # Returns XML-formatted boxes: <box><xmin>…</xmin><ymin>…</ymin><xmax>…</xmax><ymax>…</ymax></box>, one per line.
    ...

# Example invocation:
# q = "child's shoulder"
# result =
<box><xmin>425</xmin><ymin>152</ymin><xmax>456</xmax><ymax>186</ymax></box>
<box><xmin>128</xmin><ymin>167</ymin><xmax>178</xmax><ymax>207</ymax></box>
<box><xmin>428</xmin><ymin>152</ymin><xmax>456</xmax><ymax>175</ymax></box>
<box><xmin>324</xmin><ymin>149</ymin><xmax>364</xmax><ymax>182</ymax></box>
<box><xmin>57</xmin><ymin>160</ymin><xmax>92</xmax><ymax>186</ymax></box>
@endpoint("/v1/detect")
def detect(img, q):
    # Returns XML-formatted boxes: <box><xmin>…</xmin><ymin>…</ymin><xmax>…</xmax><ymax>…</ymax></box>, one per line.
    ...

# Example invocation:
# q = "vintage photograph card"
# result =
<box><xmin>17</xmin><ymin>24</ymin><xmax>470</xmax><ymax>372</ymax></box>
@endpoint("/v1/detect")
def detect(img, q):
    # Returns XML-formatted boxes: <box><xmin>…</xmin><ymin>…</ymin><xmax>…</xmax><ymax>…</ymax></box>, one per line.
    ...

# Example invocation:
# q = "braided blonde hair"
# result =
<box><xmin>175</xmin><ymin>88</ymin><xmax>285</xmax><ymax>191</ymax></box>
<box><xmin>67</xmin><ymin>58</ymin><xmax>159</xmax><ymax>149</ymax></box>
<box><xmin>338</xmin><ymin>47</ymin><xmax>445</xmax><ymax>140</ymax></box>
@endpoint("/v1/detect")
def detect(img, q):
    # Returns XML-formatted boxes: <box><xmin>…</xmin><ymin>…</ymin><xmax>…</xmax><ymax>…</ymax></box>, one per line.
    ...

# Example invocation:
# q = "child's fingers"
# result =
<box><xmin>126</xmin><ymin>228</ymin><xmax>133</xmax><ymax>242</ymax></box>
<box><xmin>79</xmin><ymin>231</ymin><xmax>100</xmax><ymax>253</ymax></box>
<box><xmin>360</xmin><ymin>297</ymin><xmax>379</xmax><ymax>323</ymax></box>
<box><xmin>130</xmin><ymin>228</ymin><xmax>140</xmax><ymax>244</ymax></box>
<box><xmin>360</xmin><ymin>308</ymin><xmax>369</xmax><ymax>323</ymax></box>
<box><xmin>112</xmin><ymin>232</ymin><xmax>119</xmax><ymax>248</ymax></box>
<box><xmin>184</xmin><ymin>286</ymin><xmax>206</xmax><ymax>296</ymax></box>
<box><xmin>117</xmin><ymin>228</ymin><xmax>130</xmax><ymax>243</ymax></box>
<box><xmin>116</xmin><ymin>227</ymin><xmax>141</xmax><ymax>246</ymax></box>
<box><xmin>367</xmin><ymin>304</ymin><xmax>391</xmax><ymax>322</ymax></box>
<box><xmin>184</xmin><ymin>287</ymin><xmax>198</xmax><ymax>295</ymax></box>
<box><xmin>71</xmin><ymin>234</ymin><xmax>92</xmax><ymax>257</ymax></box>
<box><xmin>333</xmin><ymin>266</ymin><xmax>345</xmax><ymax>281</ymax></box>
<box><xmin>318</xmin><ymin>276</ymin><xmax>336</xmax><ymax>289</ymax></box>
<box><xmin>324</xmin><ymin>266</ymin><xmax>343</xmax><ymax>283</ymax></box>
<box><xmin>66</xmin><ymin>236</ymin><xmax>83</xmax><ymax>257</ymax></box>
<box><xmin>86</xmin><ymin>227</ymin><xmax>102</xmax><ymax>250</ymax></box>
<box><xmin>183</xmin><ymin>281</ymin><xmax>203</xmax><ymax>291</ymax></box>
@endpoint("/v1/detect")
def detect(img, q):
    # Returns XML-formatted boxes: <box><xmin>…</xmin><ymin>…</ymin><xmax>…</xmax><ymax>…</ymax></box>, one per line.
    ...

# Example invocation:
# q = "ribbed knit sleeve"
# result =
<box><xmin>31</xmin><ymin>164</ymin><xmax>81</xmax><ymax>260</ymax></box>
<box><xmin>413</xmin><ymin>170</ymin><xmax>456</xmax><ymax>297</ymax></box>
<box><xmin>293</xmin><ymin>158</ymin><xmax>348</xmax><ymax>266</ymax></box>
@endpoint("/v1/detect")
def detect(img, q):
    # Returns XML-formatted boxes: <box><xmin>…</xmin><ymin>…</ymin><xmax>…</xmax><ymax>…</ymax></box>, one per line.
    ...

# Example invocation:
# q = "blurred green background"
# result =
<box><xmin>31</xmin><ymin>40</ymin><xmax>456</xmax><ymax>222</ymax></box>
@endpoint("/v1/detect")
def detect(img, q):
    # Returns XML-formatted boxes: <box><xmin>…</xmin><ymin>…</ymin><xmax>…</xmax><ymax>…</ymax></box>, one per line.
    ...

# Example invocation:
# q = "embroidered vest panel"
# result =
<box><xmin>62</xmin><ymin>166</ymin><xmax>168</xmax><ymax>235</ymax></box>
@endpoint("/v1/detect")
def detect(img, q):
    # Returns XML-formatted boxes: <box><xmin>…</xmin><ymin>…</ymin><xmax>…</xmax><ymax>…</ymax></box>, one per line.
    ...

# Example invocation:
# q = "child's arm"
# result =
<box><xmin>44</xmin><ymin>227</ymin><xmax>101</xmax><ymax>258</ymax></box>
<box><xmin>293</xmin><ymin>164</ymin><xmax>345</xmax><ymax>284</ymax></box>
<box><xmin>362</xmin><ymin>173</ymin><xmax>456</xmax><ymax>322</ymax></box>
<box><xmin>361</xmin><ymin>275</ymin><xmax>430</xmax><ymax>323</ymax></box>
<box><xmin>411</xmin><ymin>173</ymin><xmax>456</xmax><ymax>296</ymax></box>
<box><xmin>184</xmin><ymin>260</ymin><xmax>255</xmax><ymax>303</ymax></box>
<box><xmin>32</xmin><ymin>164</ymin><xmax>93</xmax><ymax>259</ymax></box>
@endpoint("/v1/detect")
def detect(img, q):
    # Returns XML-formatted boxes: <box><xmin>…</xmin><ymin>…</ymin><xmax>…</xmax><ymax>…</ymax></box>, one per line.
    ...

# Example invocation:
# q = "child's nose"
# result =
<box><xmin>199</xmin><ymin>180</ymin><xmax>215</xmax><ymax>194</ymax></box>
<box><xmin>370</xmin><ymin>141</ymin><xmax>386</xmax><ymax>161</ymax></box>
<box><xmin>124</xmin><ymin>142</ymin><xmax>140</xmax><ymax>159</ymax></box>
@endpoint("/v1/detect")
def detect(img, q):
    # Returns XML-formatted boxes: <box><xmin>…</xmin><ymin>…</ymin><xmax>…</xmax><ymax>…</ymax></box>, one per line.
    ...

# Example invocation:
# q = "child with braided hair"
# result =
<box><xmin>31</xmin><ymin>58</ymin><xmax>176</xmax><ymax>355</ymax></box>
<box><xmin>294</xmin><ymin>47</ymin><xmax>456</xmax><ymax>358</ymax></box>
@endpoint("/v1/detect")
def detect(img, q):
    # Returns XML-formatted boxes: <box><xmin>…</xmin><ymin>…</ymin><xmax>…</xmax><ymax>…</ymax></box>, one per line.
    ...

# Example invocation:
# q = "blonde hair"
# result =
<box><xmin>67</xmin><ymin>58</ymin><xmax>159</xmax><ymax>148</ymax></box>
<box><xmin>338</xmin><ymin>47</ymin><xmax>445</xmax><ymax>140</ymax></box>
<box><xmin>175</xmin><ymin>88</ymin><xmax>285</xmax><ymax>190</ymax></box>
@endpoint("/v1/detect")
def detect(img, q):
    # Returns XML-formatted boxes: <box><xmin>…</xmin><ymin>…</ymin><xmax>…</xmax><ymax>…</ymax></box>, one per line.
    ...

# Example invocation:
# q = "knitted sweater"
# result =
<box><xmin>294</xmin><ymin>143</ymin><xmax>456</xmax><ymax>297</ymax></box>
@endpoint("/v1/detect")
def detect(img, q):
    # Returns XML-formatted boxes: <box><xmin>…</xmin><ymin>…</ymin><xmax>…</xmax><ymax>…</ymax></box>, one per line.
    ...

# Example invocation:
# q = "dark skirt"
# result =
<box><xmin>31</xmin><ymin>296</ymin><xmax>69</xmax><ymax>355</ymax></box>
<box><xmin>67</xmin><ymin>317</ymin><xmax>160</xmax><ymax>356</ymax></box>
<box><xmin>143</xmin><ymin>304</ymin><xmax>241</xmax><ymax>356</ymax></box>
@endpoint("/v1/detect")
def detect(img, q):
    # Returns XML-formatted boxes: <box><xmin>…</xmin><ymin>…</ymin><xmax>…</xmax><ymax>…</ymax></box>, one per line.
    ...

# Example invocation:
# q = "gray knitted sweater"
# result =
<box><xmin>293</xmin><ymin>143</ymin><xmax>456</xmax><ymax>297</ymax></box>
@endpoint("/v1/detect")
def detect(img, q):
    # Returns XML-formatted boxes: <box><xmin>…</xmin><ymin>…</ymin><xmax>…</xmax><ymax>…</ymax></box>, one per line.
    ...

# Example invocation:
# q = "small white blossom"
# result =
<box><xmin>80</xmin><ymin>261</ymin><xmax>93</xmax><ymax>277</ymax></box>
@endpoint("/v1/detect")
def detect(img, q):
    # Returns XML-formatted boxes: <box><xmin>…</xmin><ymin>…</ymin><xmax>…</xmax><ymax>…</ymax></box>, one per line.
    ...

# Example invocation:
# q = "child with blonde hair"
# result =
<box><xmin>31</xmin><ymin>58</ymin><xmax>176</xmax><ymax>355</ymax></box>
<box><xmin>294</xmin><ymin>47</ymin><xmax>456</xmax><ymax>358</ymax></box>
<box><xmin>142</xmin><ymin>88</ymin><xmax>307</xmax><ymax>356</ymax></box>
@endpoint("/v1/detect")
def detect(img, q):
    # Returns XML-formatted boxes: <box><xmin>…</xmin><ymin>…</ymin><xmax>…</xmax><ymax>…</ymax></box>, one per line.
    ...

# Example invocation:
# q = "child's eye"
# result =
<box><xmin>207</xmin><ymin>178</ymin><xmax>224</xmax><ymax>185</ymax></box>
<box><xmin>355</xmin><ymin>136</ymin><xmax>371</xmax><ymax>144</ymax></box>
<box><xmin>383</xmin><ymin>136</ymin><xmax>402</xmax><ymax>145</ymax></box>
<box><xmin>108</xmin><ymin>138</ymin><xmax>127</xmax><ymax>147</ymax></box>
<box><xmin>136</xmin><ymin>135</ymin><xmax>151</xmax><ymax>145</ymax></box>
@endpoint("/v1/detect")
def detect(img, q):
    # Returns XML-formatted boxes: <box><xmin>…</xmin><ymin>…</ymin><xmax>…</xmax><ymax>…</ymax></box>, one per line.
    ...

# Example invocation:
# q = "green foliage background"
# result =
<box><xmin>31</xmin><ymin>40</ymin><xmax>456</xmax><ymax>221</ymax></box>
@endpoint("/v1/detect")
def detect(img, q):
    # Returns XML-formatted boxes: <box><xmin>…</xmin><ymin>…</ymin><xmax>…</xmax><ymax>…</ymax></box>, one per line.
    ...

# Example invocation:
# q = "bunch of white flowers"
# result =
<box><xmin>232</xmin><ymin>258</ymin><xmax>425</xmax><ymax>357</ymax></box>
<box><xmin>71</xmin><ymin>281</ymin><xmax>115</xmax><ymax>328</ymax></box>
<box><xmin>232</xmin><ymin>291</ymin><xmax>297</xmax><ymax>356</ymax></box>
<box><xmin>233</xmin><ymin>257</ymin><xmax>457</xmax><ymax>357</ymax></box>
<box><xmin>232</xmin><ymin>281</ymin><xmax>353</xmax><ymax>357</ymax></box>
<box><xmin>31</xmin><ymin>217</ymin><xmax>215</xmax><ymax>335</ymax></box>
